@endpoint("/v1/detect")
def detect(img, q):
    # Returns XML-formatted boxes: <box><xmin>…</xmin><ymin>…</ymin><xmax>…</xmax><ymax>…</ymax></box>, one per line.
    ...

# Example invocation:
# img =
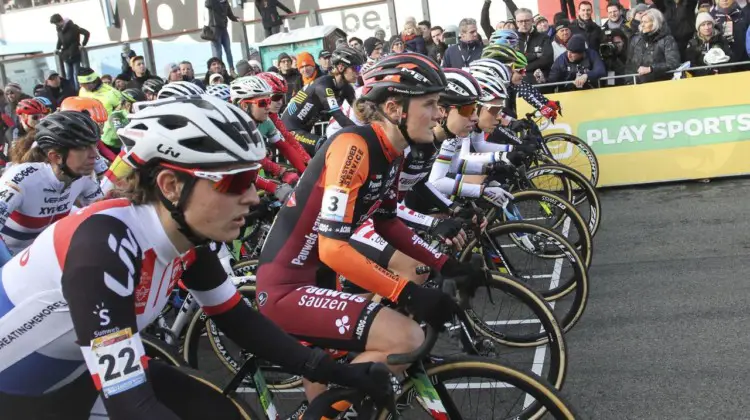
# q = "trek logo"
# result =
<box><xmin>156</xmin><ymin>144</ymin><xmax>181</xmax><ymax>158</ymax></box>
<box><xmin>104</xmin><ymin>228</ymin><xmax>140</xmax><ymax>297</ymax></box>
<box><xmin>291</xmin><ymin>218</ymin><xmax>320</xmax><ymax>266</ymax></box>
<box><xmin>11</xmin><ymin>167</ymin><xmax>37</xmax><ymax>184</ymax></box>
<box><xmin>39</xmin><ymin>203</ymin><xmax>69</xmax><ymax>215</ymax></box>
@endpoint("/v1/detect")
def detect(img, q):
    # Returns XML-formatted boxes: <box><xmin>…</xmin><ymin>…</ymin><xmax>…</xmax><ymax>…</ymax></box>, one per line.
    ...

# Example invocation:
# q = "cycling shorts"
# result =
<box><xmin>0</xmin><ymin>360</ymin><xmax>245</xmax><ymax>419</ymax></box>
<box><xmin>291</xmin><ymin>129</ymin><xmax>319</xmax><ymax>157</ymax></box>
<box><xmin>257</xmin><ymin>284</ymin><xmax>383</xmax><ymax>352</ymax></box>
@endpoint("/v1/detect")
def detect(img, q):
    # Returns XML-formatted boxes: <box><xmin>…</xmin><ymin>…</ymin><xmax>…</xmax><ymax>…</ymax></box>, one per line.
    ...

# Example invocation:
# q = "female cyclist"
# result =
<box><xmin>0</xmin><ymin>95</ymin><xmax>391</xmax><ymax>419</ymax></box>
<box><xmin>0</xmin><ymin>111</ymin><xmax>103</xmax><ymax>264</ymax></box>
<box><xmin>429</xmin><ymin>59</ymin><xmax>533</xmax><ymax>209</ymax></box>
<box><xmin>12</xmin><ymin>98</ymin><xmax>50</xmax><ymax>145</ymax></box>
<box><xmin>256</xmin><ymin>71</ymin><xmax>310</xmax><ymax>170</ymax></box>
<box><xmin>281</xmin><ymin>46</ymin><xmax>364</xmax><ymax>156</ymax></box>
<box><xmin>257</xmin><ymin>53</ymin><xmax>483</xmax><ymax>403</ymax></box>
<box><xmin>59</xmin><ymin>96</ymin><xmax>113</xmax><ymax>175</ymax></box>
<box><xmin>230</xmin><ymin>76</ymin><xmax>299</xmax><ymax>199</ymax></box>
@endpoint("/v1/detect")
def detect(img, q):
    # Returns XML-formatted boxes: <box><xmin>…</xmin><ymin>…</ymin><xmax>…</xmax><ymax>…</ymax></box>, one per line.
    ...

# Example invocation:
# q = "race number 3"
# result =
<box><xmin>89</xmin><ymin>328</ymin><xmax>147</xmax><ymax>397</ymax></box>
<box><xmin>320</xmin><ymin>186</ymin><xmax>349</xmax><ymax>222</ymax></box>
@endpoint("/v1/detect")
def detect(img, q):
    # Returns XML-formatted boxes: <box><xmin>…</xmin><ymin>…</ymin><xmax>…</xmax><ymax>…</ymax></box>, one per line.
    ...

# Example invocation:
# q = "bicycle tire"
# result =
<box><xmin>376</xmin><ymin>356</ymin><xmax>580</xmax><ymax>420</ymax></box>
<box><xmin>142</xmin><ymin>332</ymin><xmax>188</xmax><ymax>367</ymax></box>
<box><xmin>176</xmin><ymin>366</ymin><xmax>260</xmax><ymax>419</ymax></box>
<box><xmin>526</xmin><ymin>164</ymin><xmax>602</xmax><ymax>237</ymax></box>
<box><xmin>183</xmin><ymin>284</ymin><xmax>304</xmax><ymax>390</ymax></box>
<box><xmin>231</xmin><ymin>259</ymin><xmax>260</xmax><ymax>278</ymax></box>
<box><xmin>462</xmin><ymin>273</ymin><xmax>567</xmax><ymax>390</ymax></box>
<box><xmin>542</xmin><ymin>133</ymin><xmax>599</xmax><ymax>188</ymax></box>
<box><xmin>488</xmin><ymin>190</ymin><xmax>593</xmax><ymax>268</ymax></box>
<box><xmin>460</xmin><ymin>223</ymin><xmax>589</xmax><ymax>333</ymax></box>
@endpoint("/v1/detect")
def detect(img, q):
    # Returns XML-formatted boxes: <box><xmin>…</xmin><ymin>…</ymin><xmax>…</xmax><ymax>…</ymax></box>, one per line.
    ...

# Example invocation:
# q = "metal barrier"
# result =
<box><xmin>531</xmin><ymin>60</ymin><xmax>750</xmax><ymax>91</ymax></box>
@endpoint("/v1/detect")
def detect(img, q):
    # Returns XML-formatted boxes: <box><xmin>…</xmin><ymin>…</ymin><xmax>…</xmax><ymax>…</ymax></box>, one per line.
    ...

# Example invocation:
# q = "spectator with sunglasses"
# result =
<box><xmin>281</xmin><ymin>46</ymin><xmax>364</xmax><ymax>156</ymax></box>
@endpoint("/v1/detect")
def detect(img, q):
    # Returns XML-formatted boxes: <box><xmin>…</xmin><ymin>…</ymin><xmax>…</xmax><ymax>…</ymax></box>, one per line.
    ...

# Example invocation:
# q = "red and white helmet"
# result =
<box><xmin>257</xmin><ymin>72</ymin><xmax>288</xmax><ymax>94</ymax></box>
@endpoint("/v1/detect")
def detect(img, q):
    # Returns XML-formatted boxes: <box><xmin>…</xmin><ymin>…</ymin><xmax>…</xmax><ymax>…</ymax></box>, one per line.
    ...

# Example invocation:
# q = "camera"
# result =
<box><xmin>599</xmin><ymin>42</ymin><xmax>616</xmax><ymax>58</ymax></box>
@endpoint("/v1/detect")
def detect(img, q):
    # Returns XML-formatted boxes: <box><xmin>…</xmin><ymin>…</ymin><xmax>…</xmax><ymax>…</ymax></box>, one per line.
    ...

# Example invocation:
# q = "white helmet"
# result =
<box><xmin>230</xmin><ymin>76</ymin><xmax>273</xmax><ymax>102</ymax></box>
<box><xmin>469</xmin><ymin>59</ymin><xmax>510</xmax><ymax>102</ymax></box>
<box><xmin>206</xmin><ymin>83</ymin><xmax>231</xmax><ymax>101</ymax></box>
<box><xmin>157</xmin><ymin>81</ymin><xmax>206</xmax><ymax>99</ymax></box>
<box><xmin>118</xmin><ymin>94</ymin><xmax>266</xmax><ymax>169</ymax></box>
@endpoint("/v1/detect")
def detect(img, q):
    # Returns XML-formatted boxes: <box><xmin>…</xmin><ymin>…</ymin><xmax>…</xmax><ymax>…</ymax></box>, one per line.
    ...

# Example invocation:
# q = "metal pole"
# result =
<box><xmin>141</xmin><ymin>0</ymin><xmax>156</xmax><ymax>74</ymax></box>
<box><xmin>0</xmin><ymin>63</ymin><xmax>6</xmax><ymax>87</ymax></box>
<box><xmin>593</xmin><ymin>0</ymin><xmax>601</xmax><ymax>24</ymax></box>
<box><xmin>55</xmin><ymin>53</ymin><xmax>66</xmax><ymax>79</ymax></box>
<box><xmin>240</xmin><ymin>23</ymin><xmax>250</xmax><ymax>61</ymax></box>
<box><xmin>308</xmin><ymin>9</ymin><xmax>320</xmax><ymax>26</ymax></box>
<box><xmin>421</xmin><ymin>0</ymin><xmax>430</xmax><ymax>23</ymax></box>
<box><xmin>386</xmin><ymin>0</ymin><xmax>398</xmax><ymax>36</ymax></box>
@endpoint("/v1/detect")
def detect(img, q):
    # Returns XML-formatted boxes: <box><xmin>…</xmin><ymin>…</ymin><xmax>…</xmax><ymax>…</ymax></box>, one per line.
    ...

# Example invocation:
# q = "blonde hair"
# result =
<box><xmin>403</xmin><ymin>21</ymin><xmax>417</xmax><ymax>36</ymax></box>
<box><xmin>109</xmin><ymin>164</ymin><xmax>191</xmax><ymax>204</ymax></box>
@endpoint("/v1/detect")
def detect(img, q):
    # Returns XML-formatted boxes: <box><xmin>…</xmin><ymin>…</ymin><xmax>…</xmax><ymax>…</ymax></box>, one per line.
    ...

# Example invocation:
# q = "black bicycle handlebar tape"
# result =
<box><xmin>387</xmin><ymin>325</ymin><xmax>439</xmax><ymax>365</ymax></box>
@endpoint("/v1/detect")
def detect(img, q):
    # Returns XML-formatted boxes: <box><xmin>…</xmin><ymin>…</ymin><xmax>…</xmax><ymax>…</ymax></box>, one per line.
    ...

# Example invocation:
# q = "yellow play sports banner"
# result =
<box><xmin>518</xmin><ymin>71</ymin><xmax>750</xmax><ymax>187</ymax></box>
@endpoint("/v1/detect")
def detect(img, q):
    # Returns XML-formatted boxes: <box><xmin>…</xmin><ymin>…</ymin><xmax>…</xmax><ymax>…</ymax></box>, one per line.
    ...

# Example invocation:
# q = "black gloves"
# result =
<box><xmin>397</xmin><ymin>281</ymin><xmax>455</xmax><ymax>329</ymax></box>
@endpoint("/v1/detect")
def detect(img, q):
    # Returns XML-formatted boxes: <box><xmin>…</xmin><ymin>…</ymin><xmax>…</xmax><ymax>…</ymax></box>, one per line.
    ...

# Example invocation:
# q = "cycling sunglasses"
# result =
<box><xmin>453</xmin><ymin>103</ymin><xmax>477</xmax><ymax>118</ymax></box>
<box><xmin>28</xmin><ymin>114</ymin><xmax>45</xmax><ymax>121</ymax></box>
<box><xmin>271</xmin><ymin>94</ymin><xmax>285</xmax><ymax>102</ymax></box>
<box><xmin>241</xmin><ymin>97</ymin><xmax>271</xmax><ymax>109</ymax></box>
<box><xmin>479</xmin><ymin>103</ymin><xmax>504</xmax><ymax>117</ymax></box>
<box><xmin>511</xmin><ymin>65</ymin><xmax>527</xmax><ymax>75</ymax></box>
<box><xmin>160</xmin><ymin>162</ymin><xmax>261</xmax><ymax>195</ymax></box>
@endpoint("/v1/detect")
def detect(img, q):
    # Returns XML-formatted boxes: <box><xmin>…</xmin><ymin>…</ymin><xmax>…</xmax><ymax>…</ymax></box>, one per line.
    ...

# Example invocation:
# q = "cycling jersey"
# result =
<box><xmin>79</xmin><ymin>84</ymin><xmax>122</xmax><ymax>115</ymax></box>
<box><xmin>505</xmin><ymin>80</ymin><xmax>548</xmax><ymax>119</ymax></box>
<box><xmin>282</xmin><ymin>75</ymin><xmax>356</xmax><ymax>155</ymax></box>
<box><xmin>428</xmin><ymin>131</ymin><xmax>512</xmax><ymax>198</ymax></box>
<box><xmin>0</xmin><ymin>163</ymin><xmax>102</xmax><ymax>255</ymax></box>
<box><xmin>326</xmin><ymin>86</ymin><xmax>365</xmax><ymax>139</ymax></box>
<box><xmin>269</xmin><ymin>113</ymin><xmax>311</xmax><ymax>170</ymax></box>
<box><xmin>101</xmin><ymin>109</ymin><xmax>128</xmax><ymax>148</ymax></box>
<box><xmin>256</xmin><ymin>124</ymin><xmax>448</xmax><ymax>349</ymax></box>
<box><xmin>0</xmin><ymin>199</ymin><xmax>334</xmax><ymax>418</ymax></box>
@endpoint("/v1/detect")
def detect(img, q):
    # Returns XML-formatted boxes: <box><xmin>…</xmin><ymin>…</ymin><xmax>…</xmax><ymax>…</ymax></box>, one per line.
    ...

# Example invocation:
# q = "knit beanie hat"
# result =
<box><xmin>695</xmin><ymin>12</ymin><xmax>714</xmax><ymax>31</ymax></box>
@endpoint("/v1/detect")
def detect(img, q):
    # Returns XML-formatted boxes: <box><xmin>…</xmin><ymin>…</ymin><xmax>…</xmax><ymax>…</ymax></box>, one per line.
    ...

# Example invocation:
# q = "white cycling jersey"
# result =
<box><xmin>429</xmin><ymin>131</ymin><xmax>513</xmax><ymax>198</ymax></box>
<box><xmin>0</xmin><ymin>163</ymin><xmax>103</xmax><ymax>254</ymax></box>
<box><xmin>326</xmin><ymin>86</ymin><xmax>364</xmax><ymax>138</ymax></box>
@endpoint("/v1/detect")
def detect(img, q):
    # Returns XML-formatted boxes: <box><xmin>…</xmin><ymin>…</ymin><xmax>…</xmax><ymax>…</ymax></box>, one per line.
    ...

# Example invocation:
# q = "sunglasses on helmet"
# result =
<box><xmin>160</xmin><ymin>162</ymin><xmax>261</xmax><ymax>195</ymax></box>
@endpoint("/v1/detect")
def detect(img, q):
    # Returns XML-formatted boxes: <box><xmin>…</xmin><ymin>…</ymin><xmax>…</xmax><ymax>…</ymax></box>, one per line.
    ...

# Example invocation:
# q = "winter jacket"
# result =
<box><xmin>127</xmin><ymin>70</ymin><xmax>160</xmax><ymax>90</ymax></box>
<box><xmin>711</xmin><ymin>4</ymin><xmax>750</xmax><ymax>63</ymax></box>
<box><xmin>54</xmin><ymin>19</ymin><xmax>90</xmax><ymax>63</ymax></box>
<box><xmin>518</xmin><ymin>29</ymin><xmax>553</xmax><ymax>82</ymax></box>
<box><xmin>626</xmin><ymin>28</ymin><xmax>681</xmax><ymax>83</ymax></box>
<box><xmin>255</xmin><ymin>0</ymin><xmax>293</xmax><ymax>30</ymax></box>
<box><xmin>547</xmin><ymin>49</ymin><xmax>606</xmax><ymax>90</ymax></box>
<box><xmin>206</xmin><ymin>0</ymin><xmax>238</xmax><ymax>29</ymax></box>
<box><xmin>571</xmin><ymin>19</ymin><xmax>603</xmax><ymax>52</ymax></box>
<box><xmin>442</xmin><ymin>40</ymin><xmax>484</xmax><ymax>68</ymax></box>
<box><xmin>427</xmin><ymin>40</ymin><xmax>447</xmax><ymax>63</ymax></box>
<box><xmin>281</xmin><ymin>68</ymin><xmax>303</xmax><ymax>104</ymax></box>
<box><xmin>685</xmin><ymin>33</ymin><xmax>734</xmax><ymax>76</ymax></box>
<box><xmin>403</xmin><ymin>34</ymin><xmax>427</xmax><ymax>55</ymax></box>
<box><xmin>120</xmin><ymin>50</ymin><xmax>137</xmax><ymax>79</ymax></box>
<box><xmin>652</xmin><ymin>0</ymin><xmax>698</xmax><ymax>58</ymax></box>
<box><xmin>38</xmin><ymin>78</ymin><xmax>76</xmax><ymax>107</ymax></box>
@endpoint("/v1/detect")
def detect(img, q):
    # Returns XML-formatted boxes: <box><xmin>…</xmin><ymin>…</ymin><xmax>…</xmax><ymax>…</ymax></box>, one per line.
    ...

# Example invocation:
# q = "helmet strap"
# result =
<box><xmin>441</xmin><ymin>117</ymin><xmax>457</xmax><ymax>139</ymax></box>
<box><xmin>56</xmin><ymin>150</ymin><xmax>82</xmax><ymax>181</ymax></box>
<box><xmin>156</xmin><ymin>175</ymin><xmax>211</xmax><ymax>246</ymax></box>
<box><xmin>376</xmin><ymin>97</ymin><xmax>416</xmax><ymax>147</ymax></box>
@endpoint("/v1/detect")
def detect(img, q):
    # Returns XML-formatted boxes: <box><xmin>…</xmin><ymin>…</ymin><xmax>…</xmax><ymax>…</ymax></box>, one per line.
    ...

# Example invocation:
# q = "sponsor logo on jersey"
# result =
<box><xmin>43</xmin><ymin>187</ymin><xmax>57</xmax><ymax>193</ymax></box>
<box><xmin>297</xmin><ymin>102</ymin><xmax>315</xmax><ymax>121</ymax></box>
<box><xmin>338</xmin><ymin>146</ymin><xmax>365</xmax><ymax>186</ymax></box>
<box><xmin>104</xmin><ymin>228</ymin><xmax>140</xmax><ymax>298</ymax></box>
<box><xmin>10</xmin><ymin>167</ymin><xmax>37</xmax><ymax>185</ymax></box>
<box><xmin>411</xmin><ymin>234</ymin><xmax>443</xmax><ymax>260</ymax></box>
<box><xmin>0</xmin><ymin>300</ymin><xmax>68</xmax><ymax>351</ymax></box>
<box><xmin>39</xmin><ymin>203</ymin><xmax>69</xmax><ymax>215</ymax></box>
<box><xmin>298</xmin><ymin>285</ymin><xmax>367</xmax><ymax>303</ymax></box>
<box><xmin>355</xmin><ymin>301</ymin><xmax>379</xmax><ymax>340</ymax></box>
<box><xmin>335</xmin><ymin>315</ymin><xmax>350</xmax><ymax>335</ymax></box>
<box><xmin>44</xmin><ymin>192</ymin><xmax>71</xmax><ymax>203</ymax></box>
<box><xmin>257</xmin><ymin>291</ymin><xmax>268</xmax><ymax>307</ymax></box>
<box><xmin>292</xmin><ymin>218</ymin><xmax>320</xmax><ymax>266</ymax></box>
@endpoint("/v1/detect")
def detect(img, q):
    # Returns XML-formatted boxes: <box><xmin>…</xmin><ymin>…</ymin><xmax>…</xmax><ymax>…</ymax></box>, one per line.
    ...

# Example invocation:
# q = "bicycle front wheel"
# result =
<box><xmin>542</xmin><ymin>133</ymin><xmax>599</xmax><ymax>187</ymax></box>
<box><xmin>377</xmin><ymin>356</ymin><xmax>579</xmax><ymax>420</ymax></box>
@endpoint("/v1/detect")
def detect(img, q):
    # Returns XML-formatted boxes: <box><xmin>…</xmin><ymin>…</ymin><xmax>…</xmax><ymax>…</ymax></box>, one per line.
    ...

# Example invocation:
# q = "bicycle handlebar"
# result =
<box><xmin>386</xmin><ymin>324</ymin><xmax>439</xmax><ymax>365</ymax></box>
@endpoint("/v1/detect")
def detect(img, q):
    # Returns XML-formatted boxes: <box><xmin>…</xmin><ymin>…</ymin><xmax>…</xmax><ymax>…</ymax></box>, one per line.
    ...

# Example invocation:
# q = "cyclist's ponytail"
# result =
<box><xmin>353</xmin><ymin>95</ymin><xmax>403</xmax><ymax>124</ymax></box>
<box><xmin>11</xmin><ymin>129</ymin><xmax>46</xmax><ymax>164</ymax></box>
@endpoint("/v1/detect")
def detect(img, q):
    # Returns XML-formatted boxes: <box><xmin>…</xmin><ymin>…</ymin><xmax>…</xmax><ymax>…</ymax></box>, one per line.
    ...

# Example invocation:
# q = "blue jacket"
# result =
<box><xmin>746</xmin><ymin>25</ymin><xmax>750</xmax><ymax>58</ymax></box>
<box><xmin>547</xmin><ymin>48</ymin><xmax>606</xmax><ymax>90</ymax></box>
<box><xmin>441</xmin><ymin>40</ymin><xmax>483</xmax><ymax>68</ymax></box>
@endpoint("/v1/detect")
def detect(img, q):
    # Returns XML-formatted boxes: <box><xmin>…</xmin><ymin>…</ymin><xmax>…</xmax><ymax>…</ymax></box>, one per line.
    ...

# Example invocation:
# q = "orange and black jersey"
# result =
<box><xmin>257</xmin><ymin>124</ymin><xmax>448</xmax><ymax>302</ymax></box>
<box><xmin>281</xmin><ymin>75</ymin><xmax>356</xmax><ymax>133</ymax></box>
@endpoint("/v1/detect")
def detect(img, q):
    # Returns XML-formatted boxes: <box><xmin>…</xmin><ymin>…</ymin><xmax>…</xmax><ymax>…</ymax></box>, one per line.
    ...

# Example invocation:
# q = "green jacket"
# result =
<box><xmin>79</xmin><ymin>83</ymin><xmax>122</xmax><ymax>114</ymax></box>
<box><xmin>101</xmin><ymin>109</ymin><xmax>128</xmax><ymax>147</ymax></box>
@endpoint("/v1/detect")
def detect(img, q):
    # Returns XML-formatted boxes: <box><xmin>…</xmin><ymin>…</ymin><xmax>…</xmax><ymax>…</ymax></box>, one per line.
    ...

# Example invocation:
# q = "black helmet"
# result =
<box><xmin>360</xmin><ymin>53</ymin><xmax>447</xmax><ymax>103</ymax></box>
<box><xmin>121</xmin><ymin>88</ymin><xmax>147</xmax><ymax>103</ymax></box>
<box><xmin>331</xmin><ymin>46</ymin><xmax>366</xmax><ymax>68</ymax></box>
<box><xmin>35</xmin><ymin>111</ymin><xmax>100</xmax><ymax>150</ymax></box>
<box><xmin>142</xmin><ymin>78</ymin><xmax>165</xmax><ymax>95</ymax></box>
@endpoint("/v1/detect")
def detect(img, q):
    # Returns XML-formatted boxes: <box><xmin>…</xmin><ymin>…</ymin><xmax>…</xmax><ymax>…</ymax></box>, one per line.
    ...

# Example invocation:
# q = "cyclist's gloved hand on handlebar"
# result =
<box><xmin>482</xmin><ymin>186</ymin><xmax>514</xmax><ymax>209</ymax></box>
<box><xmin>429</xmin><ymin>218</ymin><xmax>467</xmax><ymax>250</ymax></box>
<box><xmin>273</xmin><ymin>183</ymin><xmax>295</xmax><ymax>204</ymax></box>
<box><xmin>397</xmin><ymin>282</ymin><xmax>455</xmax><ymax>330</ymax></box>
<box><xmin>440</xmin><ymin>259</ymin><xmax>488</xmax><ymax>298</ymax></box>
<box><xmin>452</xmin><ymin>204</ymin><xmax>488</xmax><ymax>231</ymax></box>
<box><xmin>540</xmin><ymin>101</ymin><xmax>559</xmax><ymax>120</ymax></box>
<box><xmin>514</xmin><ymin>143</ymin><xmax>538</xmax><ymax>155</ymax></box>
<box><xmin>280</xmin><ymin>170</ymin><xmax>299</xmax><ymax>186</ymax></box>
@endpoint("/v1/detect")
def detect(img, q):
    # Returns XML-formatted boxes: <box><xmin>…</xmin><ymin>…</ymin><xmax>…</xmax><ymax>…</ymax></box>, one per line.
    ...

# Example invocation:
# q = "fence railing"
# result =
<box><xmin>530</xmin><ymin>60</ymin><xmax>750</xmax><ymax>91</ymax></box>
<box><xmin>0</xmin><ymin>0</ymin><xmax>394</xmax><ymax>89</ymax></box>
